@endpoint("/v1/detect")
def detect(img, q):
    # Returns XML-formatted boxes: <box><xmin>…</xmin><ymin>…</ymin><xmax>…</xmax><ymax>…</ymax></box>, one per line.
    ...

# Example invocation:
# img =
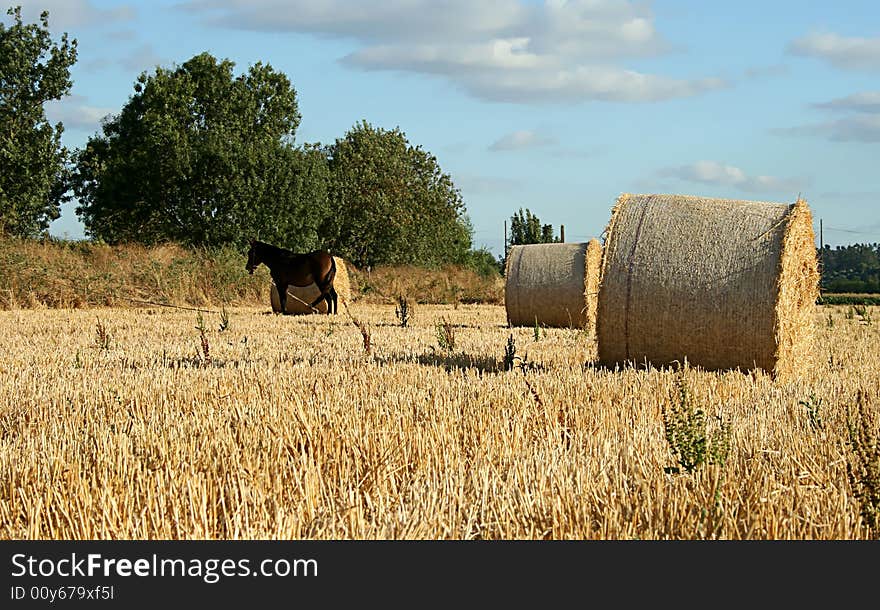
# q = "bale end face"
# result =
<box><xmin>772</xmin><ymin>198</ymin><xmax>820</xmax><ymax>379</ymax></box>
<box><xmin>584</xmin><ymin>238</ymin><xmax>602</xmax><ymax>334</ymax></box>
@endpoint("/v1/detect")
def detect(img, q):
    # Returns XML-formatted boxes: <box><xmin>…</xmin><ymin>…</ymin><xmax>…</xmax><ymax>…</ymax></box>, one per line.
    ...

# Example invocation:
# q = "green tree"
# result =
<box><xmin>820</xmin><ymin>243</ymin><xmax>880</xmax><ymax>293</ymax></box>
<box><xmin>509</xmin><ymin>208</ymin><xmax>559</xmax><ymax>246</ymax></box>
<box><xmin>322</xmin><ymin>121</ymin><xmax>472</xmax><ymax>268</ymax></box>
<box><xmin>72</xmin><ymin>52</ymin><xmax>326</xmax><ymax>249</ymax></box>
<box><xmin>0</xmin><ymin>6</ymin><xmax>77</xmax><ymax>236</ymax></box>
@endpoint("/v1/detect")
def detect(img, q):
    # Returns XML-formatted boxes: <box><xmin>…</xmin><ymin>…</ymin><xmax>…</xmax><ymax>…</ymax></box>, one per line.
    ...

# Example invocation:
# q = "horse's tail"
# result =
<box><xmin>325</xmin><ymin>254</ymin><xmax>336</xmax><ymax>287</ymax></box>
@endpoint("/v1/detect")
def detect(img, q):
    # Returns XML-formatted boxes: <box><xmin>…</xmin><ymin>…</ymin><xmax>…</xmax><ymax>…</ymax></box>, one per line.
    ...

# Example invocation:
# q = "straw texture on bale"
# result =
<box><xmin>270</xmin><ymin>256</ymin><xmax>352</xmax><ymax>314</ymax></box>
<box><xmin>596</xmin><ymin>194</ymin><xmax>819</xmax><ymax>376</ymax></box>
<box><xmin>505</xmin><ymin>240</ymin><xmax>602</xmax><ymax>329</ymax></box>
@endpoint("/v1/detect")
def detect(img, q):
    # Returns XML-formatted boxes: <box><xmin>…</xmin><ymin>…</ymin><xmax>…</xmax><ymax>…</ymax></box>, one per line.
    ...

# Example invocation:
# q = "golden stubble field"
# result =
<box><xmin>0</xmin><ymin>302</ymin><xmax>877</xmax><ymax>539</ymax></box>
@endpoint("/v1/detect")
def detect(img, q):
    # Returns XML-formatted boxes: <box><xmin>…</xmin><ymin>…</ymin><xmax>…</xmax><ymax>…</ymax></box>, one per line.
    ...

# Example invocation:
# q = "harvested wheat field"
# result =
<box><xmin>0</xmin><ymin>302</ymin><xmax>878</xmax><ymax>540</ymax></box>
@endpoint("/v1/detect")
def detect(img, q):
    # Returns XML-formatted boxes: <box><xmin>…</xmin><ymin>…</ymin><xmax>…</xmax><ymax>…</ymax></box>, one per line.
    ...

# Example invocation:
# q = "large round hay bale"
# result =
<box><xmin>596</xmin><ymin>194</ymin><xmax>819</xmax><ymax>376</ymax></box>
<box><xmin>270</xmin><ymin>256</ymin><xmax>352</xmax><ymax>314</ymax></box>
<box><xmin>505</xmin><ymin>239</ymin><xmax>602</xmax><ymax>329</ymax></box>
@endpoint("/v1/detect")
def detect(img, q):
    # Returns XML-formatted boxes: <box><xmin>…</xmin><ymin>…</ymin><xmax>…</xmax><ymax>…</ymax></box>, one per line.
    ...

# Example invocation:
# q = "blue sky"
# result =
<box><xmin>10</xmin><ymin>0</ymin><xmax>880</xmax><ymax>255</ymax></box>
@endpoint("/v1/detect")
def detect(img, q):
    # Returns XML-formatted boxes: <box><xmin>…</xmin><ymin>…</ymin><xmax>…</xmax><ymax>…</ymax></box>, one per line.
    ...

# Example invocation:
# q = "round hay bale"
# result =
<box><xmin>505</xmin><ymin>240</ymin><xmax>602</xmax><ymax>329</ymax></box>
<box><xmin>270</xmin><ymin>256</ymin><xmax>352</xmax><ymax>314</ymax></box>
<box><xmin>596</xmin><ymin>194</ymin><xmax>819</xmax><ymax>376</ymax></box>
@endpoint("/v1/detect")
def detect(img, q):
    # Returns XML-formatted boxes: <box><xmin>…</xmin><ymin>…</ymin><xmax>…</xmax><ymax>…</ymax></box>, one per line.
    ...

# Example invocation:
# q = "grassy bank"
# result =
<box><xmin>0</xmin><ymin>238</ymin><xmax>503</xmax><ymax>310</ymax></box>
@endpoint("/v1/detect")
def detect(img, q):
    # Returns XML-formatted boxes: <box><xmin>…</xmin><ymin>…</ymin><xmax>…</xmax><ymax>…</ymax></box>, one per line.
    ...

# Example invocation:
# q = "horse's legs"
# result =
<box><xmin>315</xmin><ymin>289</ymin><xmax>334</xmax><ymax>315</ymax></box>
<box><xmin>308</xmin><ymin>293</ymin><xmax>325</xmax><ymax>312</ymax></box>
<box><xmin>277</xmin><ymin>283</ymin><xmax>289</xmax><ymax>315</ymax></box>
<box><xmin>311</xmin><ymin>279</ymin><xmax>335</xmax><ymax>314</ymax></box>
<box><xmin>330</xmin><ymin>287</ymin><xmax>338</xmax><ymax>314</ymax></box>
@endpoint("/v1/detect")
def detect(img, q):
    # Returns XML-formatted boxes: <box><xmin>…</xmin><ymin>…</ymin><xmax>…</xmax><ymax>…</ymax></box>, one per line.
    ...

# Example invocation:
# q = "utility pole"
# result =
<box><xmin>819</xmin><ymin>218</ymin><xmax>824</xmax><ymax>291</ymax></box>
<box><xmin>503</xmin><ymin>220</ymin><xmax>508</xmax><ymax>261</ymax></box>
<box><xmin>560</xmin><ymin>224</ymin><xmax>565</xmax><ymax>243</ymax></box>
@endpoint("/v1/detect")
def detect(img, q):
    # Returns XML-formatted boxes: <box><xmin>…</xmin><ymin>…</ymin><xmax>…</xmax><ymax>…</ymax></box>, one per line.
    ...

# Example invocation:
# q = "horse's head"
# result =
<box><xmin>245</xmin><ymin>239</ymin><xmax>260</xmax><ymax>275</ymax></box>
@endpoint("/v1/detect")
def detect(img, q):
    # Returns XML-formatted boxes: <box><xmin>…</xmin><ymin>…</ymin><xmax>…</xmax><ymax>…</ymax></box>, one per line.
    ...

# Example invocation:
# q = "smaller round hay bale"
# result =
<box><xmin>505</xmin><ymin>240</ymin><xmax>602</xmax><ymax>329</ymax></box>
<box><xmin>270</xmin><ymin>256</ymin><xmax>352</xmax><ymax>314</ymax></box>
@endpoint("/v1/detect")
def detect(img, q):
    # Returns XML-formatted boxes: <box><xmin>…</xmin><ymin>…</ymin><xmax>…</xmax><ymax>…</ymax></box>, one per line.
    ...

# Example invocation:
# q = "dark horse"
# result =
<box><xmin>246</xmin><ymin>239</ymin><xmax>338</xmax><ymax>314</ymax></box>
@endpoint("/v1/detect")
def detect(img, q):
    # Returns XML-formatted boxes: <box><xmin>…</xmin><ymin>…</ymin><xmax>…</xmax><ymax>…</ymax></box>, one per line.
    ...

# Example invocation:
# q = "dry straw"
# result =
<box><xmin>596</xmin><ymin>194</ymin><xmax>819</xmax><ymax>376</ymax></box>
<box><xmin>505</xmin><ymin>239</ymin><xmax>602</xmax><ymax>330</ymax></box>
<box><xmin>270</xmin><ymin>256</ymin><xmax>352</xmax><ymax>314</ymax></box>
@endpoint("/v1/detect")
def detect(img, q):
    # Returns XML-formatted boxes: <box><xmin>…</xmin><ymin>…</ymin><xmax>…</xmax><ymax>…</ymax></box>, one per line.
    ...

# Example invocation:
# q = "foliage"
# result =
<box><xmin>508</xmin><ymin>208</ymin><xmax>560</xmax><ymax>247</ymax></box>
<box><xmin>663</xmin><ymin>372</ymin><xmax>731</xmax><ymax>474</ymax></box>
<box><xmin>818</xmin><ymin>294</ymin><xmax>880</xmax><ymax>306</ymax></box>
<box><xmin>218</xmin><ymin>305</ymin><xmax>230</xmax><ymax>332</ymax></box>
<box><xmin>499</xmin><ymin>208</ymin><xmax>561</xmax><ymax>273</ymax></box>
<box><xmin>71</xmin><ymin>52</ymin><xmax>327</xmax><ymax>250</ymax></box>
<box><xmin>798</xmin><ymin>394</ymin><xmax>824</xmax><ymax>431</ymax></box>
<box><xmin>436</xmin><ymin>318</ymin><xmax>456</xmax><ymax>352</ymax></box>
<box><xmin>93</xmin><ymin>318</ymin><xmax>110</xmax><ymax>351</ymax></box>
<box><xmin>0</xmin><ymin>6</ymin><xmax>78</xmax><ymax>237</ymax></box>
<box><xmin>195</xmin><ymin>311</ymin><xmax>211</xmax><ymax>365</ymax></box>
<box><xmin>820</xmin><ymin>243</ymin><xmax>880</xmax><ymax>293</ymax></box>
<box><xmin>341</xmin><ymin>303</ymin><xmax>372</xmax><ymax>356</ymax></box>
<box><xmin>463</xmin><ymin>246</ymin><xmax>502</xmax><ymax>277</ymax></box>
<box><xmin>846</xmin><ymin>391</ymin><xmax>880</xmax><ymax>538</ymax></box>
<box><xmin>323</xmin><ymin>121</ymin><xmax>472</xmax><ymax>268</ymax></box>
<box><xmin>503</xmin><ymin>333</ymin><xmax>517</xmax><ymax>371</ymax></box>
<box><xmin>394</xmin><ymin>295</ymin><xmax>411</xmax><ymax>328</ymax></box>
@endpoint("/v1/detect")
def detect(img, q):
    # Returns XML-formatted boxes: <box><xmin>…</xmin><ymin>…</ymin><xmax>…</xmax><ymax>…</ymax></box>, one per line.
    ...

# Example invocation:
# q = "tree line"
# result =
<box><xmin>820</xmin><ymin>243</ymin><xmax>880</xmax><ymax>293</ymax></box>
<box><xmin>0</xmin><ymin>6</ymin><xmax>497</xmax><ymax>274</ymax></box>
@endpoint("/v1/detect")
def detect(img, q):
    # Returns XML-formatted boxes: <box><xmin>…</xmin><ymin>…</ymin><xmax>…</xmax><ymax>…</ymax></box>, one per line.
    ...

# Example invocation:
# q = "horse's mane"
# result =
<box><xmin>253</xmin><ymin>240</ymin><xmax>293</xmax><ymax>257</ymax></box>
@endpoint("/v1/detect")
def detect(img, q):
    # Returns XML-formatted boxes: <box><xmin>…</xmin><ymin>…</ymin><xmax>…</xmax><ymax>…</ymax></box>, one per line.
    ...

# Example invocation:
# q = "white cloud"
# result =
<box><xmin>814</xmin><ymin>92</ymin><xmax>880</xmax><ymax>113</ymax></box>
<box><xmin>45</xmin><ymin>95</ymin><xmax>113</xmax><ymax>131</ymax></box>
<box><xmin>181</xmin><ymin>0</ymin><xmax>525</xmax><ymax>42</ymax></box>
<box><xmin>82</xmin><ymin>43</ymin><xmax>166</xmax><ymax>75</ymax></box>
<box><xmin>119</xmin><ymin>43</ymin><xmax>166</xmax><ymax>73</ymax></box>
<box><xmin>777</xmin><ymin>91</ymin><xmax>880</xmax><ymax>143</ymax></box>
<box><xmin>658</xmin><ymin>161</ymin><xmax>806</xmax><ymax>194</ymax></box>
<box><xmin>12</xmin><ymin>0</ymin><xmax>134</xmax><ymax>29</ymax></box>
<box><xmin>819</xmin><ymin>190</ymin><xmax>880</xmax><ymax>201</ymax></box>
<box><xmin>742</xmin><ymin>64</ymin><xmax>790</xmax><ymax>80</ymax></box>
<box><xmin>773</xmin><ymin>114</ymin><xmax>880</xmax><ymax>143</ymax></box>
<box><xmin>347</xmin><ymin>39</ymin><xmax>548</xmax><ymax>74</ymax></box>
<box><xmin>489</xmin><ymin>130</ymin><xmax>557</xmax><ymax>152</ymax></box>
<box><xmin>788</xmin><ymin>32</ymin><xmax>880</xmax><ymax>71</ymax></box>
<box><xmin>179</xmin><ymin>0</ymin><xmax>723</xmax><ymax>104</ymax></box>
<box><xmin>344</xmin><ymin>46</ymin><xmax>725</xmax><ymax>103</ymax></box>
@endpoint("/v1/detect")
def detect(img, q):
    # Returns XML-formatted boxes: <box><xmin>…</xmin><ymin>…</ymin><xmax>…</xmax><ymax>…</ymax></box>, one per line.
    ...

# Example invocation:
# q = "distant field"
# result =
<box><xmin>1</xmin><ymin>303</ymin><xmax>877</xmax><ymax>539</ymax></box>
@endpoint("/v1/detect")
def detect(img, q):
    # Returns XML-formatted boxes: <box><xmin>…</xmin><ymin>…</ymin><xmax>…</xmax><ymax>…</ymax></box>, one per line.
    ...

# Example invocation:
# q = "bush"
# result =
<box><xmin>464</xmin><ymin>247</ymin><xmax>502</xmax><ymax>278</ymax></box>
